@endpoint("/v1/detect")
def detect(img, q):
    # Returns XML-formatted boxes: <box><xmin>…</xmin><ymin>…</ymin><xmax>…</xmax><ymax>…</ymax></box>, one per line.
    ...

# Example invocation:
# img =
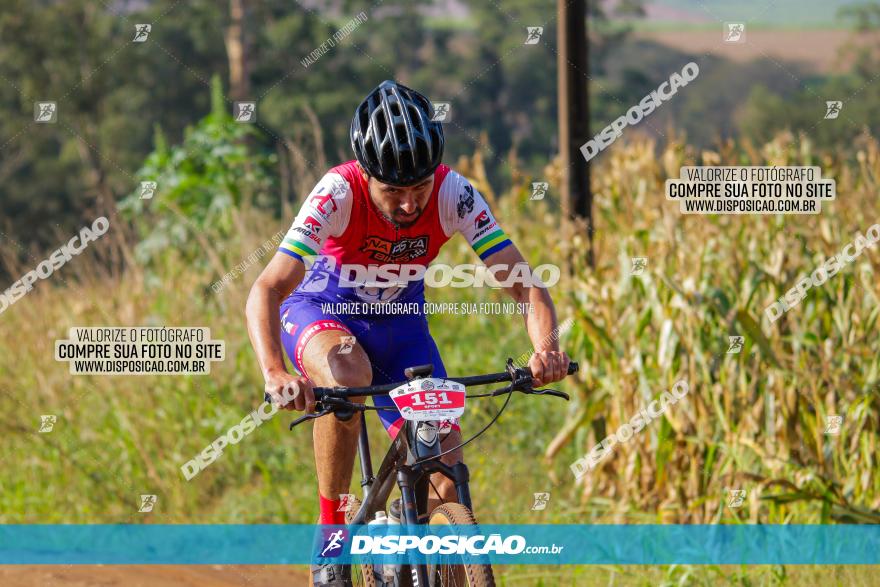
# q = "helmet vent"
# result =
<box><xmin>365</xmin><ymin>141</ymin><xmax>378</xmax><ymax>168</ymax></box>
<box><xmin>380</xmin><ymin>141</ymin><xmax>395</xmax><ymax>171</ymax></box>
<box><xmin>416</xmin><ymin>138</ymin><xmax>429</xmax><ymax>166</ymax></box>
<box><xmin>359</xmin><ymin>107</ymin><xmax>370</xmax><ymax>132</ymax></box>
<box><xmin>375</xmin><ymin>111</ymin><xmax>387</xmax><ymax>138</ymax></box>
<box><xmin>408</xmin><ymin>105</ymin><xmax>424</xmax><ymax>133</ymax></box>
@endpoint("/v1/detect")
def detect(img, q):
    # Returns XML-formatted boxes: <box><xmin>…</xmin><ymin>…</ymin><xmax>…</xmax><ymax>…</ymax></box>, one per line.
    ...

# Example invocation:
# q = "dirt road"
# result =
<box><xmin>0</xmin><ymin>565</ymin><xmax>311</xmax><ymax>586</ymax></box>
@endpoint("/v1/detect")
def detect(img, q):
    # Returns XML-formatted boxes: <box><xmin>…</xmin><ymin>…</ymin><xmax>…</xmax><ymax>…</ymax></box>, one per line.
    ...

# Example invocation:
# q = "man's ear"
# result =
<box><xmin>356</xmin><ymin>162</ymin><xmax>369</xmax><ymax>182</ymax></box>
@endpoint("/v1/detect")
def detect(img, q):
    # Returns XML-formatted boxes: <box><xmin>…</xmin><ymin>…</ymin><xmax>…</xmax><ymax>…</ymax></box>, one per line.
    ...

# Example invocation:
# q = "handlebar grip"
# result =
<box><xmin>522</xmin><ymin>361</ymin><xmax>579</xmax><ymax>376</ymax></box>
<box><xmin>264</xmin><ymin>388</ymin><xmax>331</xmax><ymax>406</ymax></box>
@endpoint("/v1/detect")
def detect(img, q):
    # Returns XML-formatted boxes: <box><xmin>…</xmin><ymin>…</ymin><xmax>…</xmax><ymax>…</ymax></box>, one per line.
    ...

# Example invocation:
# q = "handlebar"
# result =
<box><xmin>266</xmin><ymin>359</ymin><xmax>579</xmax><ymax>429</ymax></box>
<box><xmin>314</xmin><ymin>360</ymin><xmax>578</xmax><ymax>399</ymax></box>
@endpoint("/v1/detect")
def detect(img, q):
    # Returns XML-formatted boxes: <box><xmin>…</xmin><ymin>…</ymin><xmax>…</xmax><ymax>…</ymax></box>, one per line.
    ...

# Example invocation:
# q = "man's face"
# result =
<box><xmin>366</xmin><ymin>173</ymin><xmax>434</xmax><ymax>228</ymax></box>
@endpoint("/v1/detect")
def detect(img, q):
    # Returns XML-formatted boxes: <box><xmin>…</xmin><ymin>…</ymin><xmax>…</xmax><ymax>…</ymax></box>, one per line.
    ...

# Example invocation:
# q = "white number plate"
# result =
<box><xmin>389</xmin><ymin>378</ymin><xmax>466</xmax><ymax>421</ymax></box>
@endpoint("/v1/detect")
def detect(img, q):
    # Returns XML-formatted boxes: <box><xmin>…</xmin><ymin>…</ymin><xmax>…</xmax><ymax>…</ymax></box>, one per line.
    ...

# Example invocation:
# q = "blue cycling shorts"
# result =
<box><xmin>279</xmin><ymin>294</ymin><xmax>459</xmax><ymax>439</ymax></box>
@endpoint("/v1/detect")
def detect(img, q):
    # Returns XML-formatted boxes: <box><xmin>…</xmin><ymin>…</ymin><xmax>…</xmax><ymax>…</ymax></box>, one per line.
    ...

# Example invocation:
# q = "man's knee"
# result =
<box><xmin>327</xmin><ymin>347</ymin><xmax>372</xmax><ymax>390</ymax></box>
<box><xmin>302</xmin><ymin>329</ymin><xmax>372</xmax><ymax>395</ymax></box>
<box><xmin>431</xmin><ymin>472</ymin><xmax>457</xmax><ymax>499</ymax></box>
<box><xmin>439</xmin><ymin>429</ymin><xmax>464</xmax><ymax>466</ymax></box>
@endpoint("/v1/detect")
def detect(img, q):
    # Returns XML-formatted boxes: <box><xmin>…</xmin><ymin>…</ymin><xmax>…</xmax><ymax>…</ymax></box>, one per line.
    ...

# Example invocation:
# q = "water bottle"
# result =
<box><xmin>369</xmin><ymin>511</ymin><xmax>389</xmax><ymax>526</ymax></box>
<box><xmin>383</xmin><ymin>502</ymin><xmax>403</xmax><ymax>584</ymax></box>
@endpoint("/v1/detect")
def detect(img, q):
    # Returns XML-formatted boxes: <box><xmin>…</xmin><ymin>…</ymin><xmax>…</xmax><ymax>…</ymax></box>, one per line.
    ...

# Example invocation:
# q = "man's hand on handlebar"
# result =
<box><xmin>528</xmin><ymin>350</ymin><xmax>571</xmax><ymax>387</ymax></box>
<box><xmin>264</xmin><ymin>369</ymin><xmax>316</xmax><ymax>413</ymax></box>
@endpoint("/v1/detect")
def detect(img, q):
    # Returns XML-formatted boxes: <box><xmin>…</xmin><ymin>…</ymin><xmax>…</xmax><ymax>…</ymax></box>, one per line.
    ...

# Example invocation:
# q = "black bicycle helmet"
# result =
<box><xmin>350</xmin><ymin>80</ymin><xmax>445</xmax><ymax>187</ymax></box>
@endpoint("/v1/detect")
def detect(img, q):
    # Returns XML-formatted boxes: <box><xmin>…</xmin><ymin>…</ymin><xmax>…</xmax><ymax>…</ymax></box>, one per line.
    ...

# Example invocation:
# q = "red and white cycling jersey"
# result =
<box><xmin>277</xmin><ymin>160</ymin><xmax>512</xmax><ymax>303</ymax></box>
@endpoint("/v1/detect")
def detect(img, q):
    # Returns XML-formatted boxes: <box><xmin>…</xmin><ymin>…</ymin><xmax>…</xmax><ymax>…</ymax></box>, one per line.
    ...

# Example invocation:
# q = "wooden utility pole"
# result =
<box><xmin>225</xmin><ymin>0</ymin><xmax>251</xmax><ymax>101</ymax></box>
<box><xmin>557</xmin><ymin>0</ymin><xmax>594</xmax><ymax>267</ymax></box>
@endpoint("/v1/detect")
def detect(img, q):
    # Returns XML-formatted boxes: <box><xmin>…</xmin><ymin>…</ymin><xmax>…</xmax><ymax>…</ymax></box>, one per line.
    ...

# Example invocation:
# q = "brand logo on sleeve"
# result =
<box><xmin>457</xmin><ymin>184</ymin><xmax>475</xmax><ymax>219</ymax></box>
<box><xmin>474</xmin><ymin>210</ymin><xmax>492</xmax><ymax>230</ymax></box>
<box><xmin>303</xmin><ymin>216</ymin><xmax>323</xmax><ymax>232</ymax></box>
<box><xmin>309</xmin><ymin>192</ymin><xmax>338</xmax><ymax>219</ymax></box>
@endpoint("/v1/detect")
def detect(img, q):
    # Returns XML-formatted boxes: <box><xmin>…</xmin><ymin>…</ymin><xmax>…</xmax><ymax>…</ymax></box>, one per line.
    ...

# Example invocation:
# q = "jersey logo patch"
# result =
<box><xmin>457</xmin><ymin>184</ymin><xmax>475</xmax><ymax>219</ymax></box>
<box><xmin>474</xmin><ymin>210</ymin><xmax>491</xmax><ymax>229</ymax></box>
<box><xmin>360</xmin><ymin>235</ymin><xmax>429</xmax><ymax>262</ymax></box>
<box><xmin>303</xmin><ymin>216</ymin><xmax>323</xmax><ymax>232</ymax></box>
<box><xmin>309</xmin><ymin>192</ymin><xmax>338</xmax><ymax>219</ymax></box>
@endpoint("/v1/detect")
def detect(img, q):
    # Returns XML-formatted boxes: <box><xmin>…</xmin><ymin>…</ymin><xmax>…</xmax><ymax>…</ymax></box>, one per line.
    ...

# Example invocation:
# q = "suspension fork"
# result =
<box><xmin>451</xmin><ymin>462</ymin><xmax>472</xmax><ymax>511</ymax></box>
<box><xmin>397</xmin><ymin>465</ymin><xmax>430</xmax><ymax>587</ymax></box>
<box><xmin>357</xmin><ymin>412</ymin><xmax>374</xmax><ymax>496</ymax></box>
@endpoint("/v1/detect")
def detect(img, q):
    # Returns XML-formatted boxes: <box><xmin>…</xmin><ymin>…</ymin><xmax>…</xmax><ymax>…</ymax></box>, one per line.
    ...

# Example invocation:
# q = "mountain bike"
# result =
<box><xmin>284</xmin><ymin>357</ymin><xmax>579</xmax><ymax>587</ymax></box>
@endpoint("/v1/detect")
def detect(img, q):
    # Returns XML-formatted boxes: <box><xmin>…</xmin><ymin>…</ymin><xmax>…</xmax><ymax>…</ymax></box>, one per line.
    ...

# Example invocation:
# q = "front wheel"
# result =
<box><xmin>427</xmin><ymin>503</ymin><xmax>495</xmax><ymax>587</ymax></box>
<box><xmin>345</xmin><ymin>497</ymin><xmax>379</xmax><ymax>587</ymax></box>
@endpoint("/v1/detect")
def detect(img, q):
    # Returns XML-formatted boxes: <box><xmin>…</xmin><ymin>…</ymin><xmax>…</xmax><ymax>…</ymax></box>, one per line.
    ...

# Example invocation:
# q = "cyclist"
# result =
<box><xmin>246</xmin><ymin>80</ymin><xmax>570</xmax><ymax>587</ymax></box>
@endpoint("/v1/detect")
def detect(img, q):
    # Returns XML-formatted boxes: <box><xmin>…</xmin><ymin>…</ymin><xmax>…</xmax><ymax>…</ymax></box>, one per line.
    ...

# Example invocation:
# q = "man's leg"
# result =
<box><xmin>279</xmin><ymin>306</ymin><xmax>371</xmax><ymax>586</ymax></box>
<box><xmin>300</xmin><ymin>329</ymin><xmax>373</xmax><ymax>514</ymax></box>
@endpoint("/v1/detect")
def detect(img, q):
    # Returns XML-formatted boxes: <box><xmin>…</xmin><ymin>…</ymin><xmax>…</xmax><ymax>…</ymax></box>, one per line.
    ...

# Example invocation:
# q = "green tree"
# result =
<box><xmin>120</xmin><ymin>76</ymin><xmax>275</xmax><ymax>268</ymax></box>
<box><xmin>0</xmin><ymin>0</ymin><xmax>227</xmax><ymax>258</ymax></box>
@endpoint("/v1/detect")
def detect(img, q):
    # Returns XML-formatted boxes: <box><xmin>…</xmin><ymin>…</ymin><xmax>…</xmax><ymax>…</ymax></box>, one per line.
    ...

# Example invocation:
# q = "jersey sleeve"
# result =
<box><xmin>438</xmin><ymin>171</ymin><xmax>513</xmax><ymax>261</ymax></box>
<box><xmin>278</xmin><ymin>172</ymin><xmax>353</xmax><ymax>261</ymax></box>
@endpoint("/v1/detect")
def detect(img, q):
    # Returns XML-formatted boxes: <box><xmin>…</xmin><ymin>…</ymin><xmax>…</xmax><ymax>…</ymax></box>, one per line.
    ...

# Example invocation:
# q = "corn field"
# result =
<box><xmin>532</xmin><ymin>132</ymin><xmax>880</xmax><ymax>524</ymax></box>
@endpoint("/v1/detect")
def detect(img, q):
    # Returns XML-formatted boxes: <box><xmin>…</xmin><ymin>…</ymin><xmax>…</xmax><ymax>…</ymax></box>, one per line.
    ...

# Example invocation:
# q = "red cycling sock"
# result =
<box><xmin>319</xmin><ymin>493</ymin><xmax>346</xmax><ymax>525</ymax></box>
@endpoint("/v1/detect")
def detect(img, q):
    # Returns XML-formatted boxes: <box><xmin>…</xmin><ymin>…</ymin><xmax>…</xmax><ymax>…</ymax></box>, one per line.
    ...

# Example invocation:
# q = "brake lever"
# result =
<box><xmin>289</xmin><ymin>406</ymin><xmax>332</xmax><ymax>430</ymax></box>
<box><xmin>504</xmin><ymin>357</ymin><xmax>571</xmax><ymax>400</ymax></box>
<box><xmin>530</xmin><ymin>388</ymin><xmax>570</xmax><ymax>401</ymax></box>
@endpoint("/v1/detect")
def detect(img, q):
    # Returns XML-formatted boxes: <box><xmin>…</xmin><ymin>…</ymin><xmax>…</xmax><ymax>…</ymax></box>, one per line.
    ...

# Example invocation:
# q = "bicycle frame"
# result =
<box><xmin>322</xmin><ymin>359</ymin><xmax>575</xmax><ymax>526</ymax></box>
<box><xmin>349</xmin><ymin>410</ymin><xmax>472</xmax><ymax>526</ymax></box>
<box><xmin>348</xmin><ymin>367</ymin><xmax>474</xmax><ymax>587</ymax></box>
<box><xmin>296</xmin><ymin>359</ymin><xmax>578</xmax><ymax>586</ymax></box>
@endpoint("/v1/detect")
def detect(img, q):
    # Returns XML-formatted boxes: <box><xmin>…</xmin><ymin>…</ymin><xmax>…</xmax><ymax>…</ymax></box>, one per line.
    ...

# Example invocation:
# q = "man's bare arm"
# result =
<box><xmin>245</xmin><ymin>253</ymin><xmax>315</xmax><ymax>411</ymax></box>
<box><xmin>482</xmin><ymin>244</ymin><xmax>569</xmax><ymax>385</ymax></box>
